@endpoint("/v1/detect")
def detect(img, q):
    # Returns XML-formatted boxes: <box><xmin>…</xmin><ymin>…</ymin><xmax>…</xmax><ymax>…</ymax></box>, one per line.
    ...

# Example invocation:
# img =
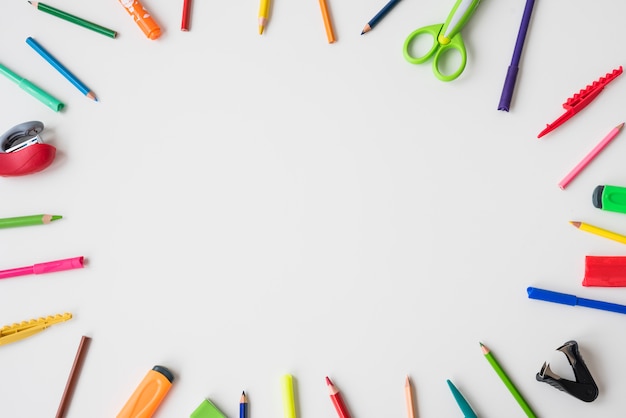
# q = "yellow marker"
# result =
<box><xmin>570</xmin><ymin>221</ymin><xmax>626</xmax><ymax>245</ymax></box>
<box><xmin>0</xmin><ymin>312</ymin><xmax>72</xmax><ymax>346</ymax></box>
<box><xmin>258</xmin><ymin>0</ymin><xmax>270</xmax><ymax>34</ymax></box>
<box><xmin>281</xmin><ymin>374</ymin><xmax>297</xmax><ymax>418</ymax></box>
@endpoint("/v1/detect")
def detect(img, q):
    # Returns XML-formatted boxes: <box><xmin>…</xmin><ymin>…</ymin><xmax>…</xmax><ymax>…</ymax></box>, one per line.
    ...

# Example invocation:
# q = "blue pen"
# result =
<box><xmin>447</xmin><ymin>379</ymin><xmax>478</xmax><ymax>418</ymax></box>
<box><xmin>527</xmin><ymin>286</ymin><xmax>626</xmax><ymax>315</ymax></box>
<box><xmin>25</xmin><ymin>37</ymin><xmax>98</xmax><ymax>101</ymax></box>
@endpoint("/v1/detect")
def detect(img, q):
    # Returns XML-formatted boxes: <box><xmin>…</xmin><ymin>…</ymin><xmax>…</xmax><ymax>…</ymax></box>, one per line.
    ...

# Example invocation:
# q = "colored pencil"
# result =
<box><xmin>26</xmin><ymin>37</ymin><xmax>98</xmax><ymax>101</ymax></box>
<box><xmin>0</xmin><ymin>62</ymin><xmax>64</xmax><ymax>111</ymax></box>
<box><xmin>361</xmin><ymin>0</ymin><xmax>402</xmax><ymax>34</ymax></box>
<box><xmin>480</xmin><ymin>343</ymin><xmax>537</xmax><ymax>418</ymax></box>
<box><xmin>240</xmin><ymin>391</ymin><xmax>248</xmax><ymax>418</ymax></box>
<box><xmin>570</xmin><ymin>221</ymin><xmax>626</xmax><ymax>245</ymax></box>
<box><xmin>325</xmin><ymin>377</ymin><xmax>351</xmax><ymax>418</ymax></box>
<box><xmin>258</xmin><ymin>0</ymin><xmax>270</xmax><ymax>34</ymax></box>
<box><xmin>558</xmin><ymin>122</ymin><xmax>624</xmax><ymax>189</ymax></box>
<box><xmin>55</xmin><ymin>336</ymin><xmax>91</xmax><ymax>418</ymax></box>
<box><xmin>318</xmin><ymin>0</ymin><xmax>336</xmax><ymax>43</ymax></box>
<box><xmin>181</xmin><ymin>0</ymin><xmax>192</xmax><ymax>31</ymax></box>
<box><xmin>404</xmin><ymin>376</ymin><xmax>416</xmax><ymax>418</ymax></box>
<box><xmin>281</xmin><ymin>374</ymin><xmax>297</xmax><ymax>418</ymax></box>
<box><xmin>497</xmin><ymin>0</ymin><xmax>536</xmax><ymax>111</ymax></box>
<box><xmin>0</xmin><ymin>214</ymin><xmax>62</xmax><ymax>229</ymax></box>
<box><xmin>29</xmin><ymin>1</ymin><xmax>117</xmax><ymax>38</ymax></box>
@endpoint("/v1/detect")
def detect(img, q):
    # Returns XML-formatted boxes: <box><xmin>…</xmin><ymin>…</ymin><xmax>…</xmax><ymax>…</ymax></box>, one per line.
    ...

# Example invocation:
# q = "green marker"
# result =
<box><xmin>0</xmin><ymin>62</ymin><xmax>64</xmax><ymax>112</ymax></box>
<box><xmin>593</xmin><ymin>185</ymin><xmax>626</xmax><ymax>215</ymax></box>
<box><xmin>0</xmin><ymin>214</ymin><xmax>62</xmax><ymax>229</ymax></box>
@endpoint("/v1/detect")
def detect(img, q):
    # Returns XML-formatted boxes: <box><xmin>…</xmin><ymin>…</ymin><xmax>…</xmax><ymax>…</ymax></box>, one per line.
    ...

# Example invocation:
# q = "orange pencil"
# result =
<box><xmin>405</xmin><ymin>376</ymin><xmax>416</xmax><ymax>418</ymax></box>
<box><xmin>318</xmin><ymin>0</ymin><xmax>336</xmax><ymax>43</ymax></box>
<box><xmin>118</xmin><ymin>0</ymin><xmax>162</xmax><ymax>40</ymax></box>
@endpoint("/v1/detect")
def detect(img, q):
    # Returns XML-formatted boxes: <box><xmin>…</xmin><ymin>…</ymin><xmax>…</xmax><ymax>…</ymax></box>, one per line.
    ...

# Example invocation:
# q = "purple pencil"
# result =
<box><xmin>497</xmin><ymin>0</ymin><xmax>536</xmax><ymax>111</ymax></box>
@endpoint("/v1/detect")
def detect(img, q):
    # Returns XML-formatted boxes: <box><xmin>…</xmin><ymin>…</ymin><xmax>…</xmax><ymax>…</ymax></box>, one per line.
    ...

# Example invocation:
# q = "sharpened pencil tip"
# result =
<box><xmin>51</xmin><ymin>215</ymin><xmax>62</xmax><ymax>221</ymax></box>
<box><xmin>617</xmin><ymin>122</ymin><xmax>625</xmax><ymax>130</ymax></box>
<box><xmin>570</xmin><ymin>221</ymin><xmax>581</xmax><ymax>228</ymax></box>
<box><xmin>325</xmin><ymin>376</ymin><xmax>332</xmax><ymax>386</ymax></box>
<box><xmin>361</xmin><ymin>24</ymin><xmax>371</xmax><ymax>34</ymax></box>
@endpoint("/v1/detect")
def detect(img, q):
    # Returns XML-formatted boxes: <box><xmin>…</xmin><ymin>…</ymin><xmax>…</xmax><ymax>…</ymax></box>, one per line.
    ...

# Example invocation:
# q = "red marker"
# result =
<box><xmin>325</xmin><ymin>376</ymin><xmax>351</xmax><ymax>418</ymax></box>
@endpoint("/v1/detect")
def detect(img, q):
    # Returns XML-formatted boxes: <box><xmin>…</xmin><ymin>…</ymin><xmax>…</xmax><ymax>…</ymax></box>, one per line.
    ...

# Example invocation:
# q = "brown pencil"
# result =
<box><xmin>55</xmin><ymin>336</ymin><xmax>92</xmax><ymax>418</ymax></box>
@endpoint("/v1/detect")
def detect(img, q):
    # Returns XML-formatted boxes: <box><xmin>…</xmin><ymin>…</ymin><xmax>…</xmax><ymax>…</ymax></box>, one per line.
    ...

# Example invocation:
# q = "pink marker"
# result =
<box><xmin>0</xmin><ymin>256</ymin><xmax>84</xmax><ymax>280</ymax></box>
<box><xmin>558</xmin><ymin>122</ymin><xmax>625</xmax><ymax>190</ymax></box>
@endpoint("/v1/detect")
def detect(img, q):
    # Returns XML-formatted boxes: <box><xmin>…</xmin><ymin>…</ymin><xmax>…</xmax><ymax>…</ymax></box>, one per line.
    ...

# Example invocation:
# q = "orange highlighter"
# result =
<box><xmin>117</xmin><ymin>365</ymin><xmax>174</xmax><ymax>418</ymax></box>
<box><xmin>118</xmin><ymin>0</ymin><xmax>162</xmax><ymax>40</ymax></box>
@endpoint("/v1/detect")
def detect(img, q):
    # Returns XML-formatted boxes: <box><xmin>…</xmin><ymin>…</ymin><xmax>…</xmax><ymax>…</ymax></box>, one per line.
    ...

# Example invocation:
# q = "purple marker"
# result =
<box><xmin>497</xmin><ymin>0</ymin><xmax>536</xmax><ymax>111</ymax></box>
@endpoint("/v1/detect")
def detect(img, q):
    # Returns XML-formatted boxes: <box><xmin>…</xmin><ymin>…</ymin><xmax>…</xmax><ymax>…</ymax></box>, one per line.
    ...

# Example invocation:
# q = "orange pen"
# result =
<box><xmin>118</xmin><ymin>0</ymin><xmax>162</xmax><ymax>40</ymax></box>
<box><xmin>117</xmin><ymin>365</ymin><xmax>174</xmax><ymax>418</ymax></box>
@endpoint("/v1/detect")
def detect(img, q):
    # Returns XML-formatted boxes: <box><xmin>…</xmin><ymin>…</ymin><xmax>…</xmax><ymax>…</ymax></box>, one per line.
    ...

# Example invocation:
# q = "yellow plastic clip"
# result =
<box><xmin>0</xmin><ymin>312</ymin><xmax>73</xmax><ymax>346</ymax></box>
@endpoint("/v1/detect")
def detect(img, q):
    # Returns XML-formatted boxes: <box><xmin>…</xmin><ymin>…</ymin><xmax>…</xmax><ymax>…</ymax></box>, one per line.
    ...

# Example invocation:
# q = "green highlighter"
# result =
<box><xmin>190</xmin><ymin>398</ymin><xmax>227</xmax><ymax>418</ymax></box>
<box><xmin>593</xmin><ymin>185</ymin><xmax>626</xmax><ymax>214</ymax></box>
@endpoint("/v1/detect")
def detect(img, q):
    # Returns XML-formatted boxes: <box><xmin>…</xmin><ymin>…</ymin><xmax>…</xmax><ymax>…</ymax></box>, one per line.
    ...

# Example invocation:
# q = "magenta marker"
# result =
<box><xmin>0</xmin><ymin>256</ymin><xmax>84</xmax><ymax>280</ymax></box>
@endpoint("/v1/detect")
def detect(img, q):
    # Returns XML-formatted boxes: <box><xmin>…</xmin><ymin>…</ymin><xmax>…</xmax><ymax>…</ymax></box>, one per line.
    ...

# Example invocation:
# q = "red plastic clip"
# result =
<box><xmin>538</xmin><ymin>66</ymin><xmax>623</xmax><ymax>138</ymax></box>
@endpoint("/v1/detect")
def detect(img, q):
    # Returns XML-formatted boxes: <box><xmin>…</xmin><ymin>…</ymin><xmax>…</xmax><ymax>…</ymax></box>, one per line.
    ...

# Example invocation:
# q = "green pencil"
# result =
<box><xmin>480</xmin><ymin>342</ymin><xmax>537</xmax><ymax>418</ymax></box>
<box><xmin>29</xmin><ymin>1</ymin><xmax>117</xmax><ymax>39</ymax></box>
<box><xmin>0</xmin><ymin>214</ymin><xmax>62</xmax><ymax>229</ymax></box>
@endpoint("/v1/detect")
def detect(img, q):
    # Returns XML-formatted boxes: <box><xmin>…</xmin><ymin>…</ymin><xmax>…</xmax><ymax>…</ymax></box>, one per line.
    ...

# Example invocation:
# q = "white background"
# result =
<box><xmin>1</xmin><ymin>0</ymin><xmax>626</xmax><ymax>417</ymax></box>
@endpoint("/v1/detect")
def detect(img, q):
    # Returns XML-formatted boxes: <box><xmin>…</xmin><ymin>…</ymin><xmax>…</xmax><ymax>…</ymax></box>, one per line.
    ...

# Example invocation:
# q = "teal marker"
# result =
<box><xmin>447</xmin><ymin>379</ymin><xmax>478</xmax><ymax>418</ymax></box>
<box><xmin>593</xmin><ymin>185</ymin><xmax>626</xmax><ymax>215</ymax></box>
<box><xmin>0</xmin><ymin>62</ymin><xmax>64</xmax><ymax>111</ymax></box>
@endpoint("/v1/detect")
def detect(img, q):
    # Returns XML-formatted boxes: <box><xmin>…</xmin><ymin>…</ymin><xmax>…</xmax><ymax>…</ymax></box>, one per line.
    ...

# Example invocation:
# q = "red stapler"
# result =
<box><xmin>0</xmin><ymin>121</ymin><xmax>56</xmax><ymax>176</ymax></box>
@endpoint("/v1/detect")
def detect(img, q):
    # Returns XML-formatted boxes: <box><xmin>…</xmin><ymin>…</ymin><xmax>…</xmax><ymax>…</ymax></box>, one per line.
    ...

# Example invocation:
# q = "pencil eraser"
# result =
<box><xmin>190</xmin><ymin>399</ymin><xmax>227</xmax><ymax>418</ymax></box>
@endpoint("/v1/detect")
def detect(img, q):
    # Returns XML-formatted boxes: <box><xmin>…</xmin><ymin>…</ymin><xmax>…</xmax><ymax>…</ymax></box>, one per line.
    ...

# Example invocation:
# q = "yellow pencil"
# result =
<box><xmin>570</xmin><ymin>221</ymin><xmax>626</xmax><ymax>245</ymax></box>
<box><xmin>258</xmin><ymin>0</ymin><xmax>270</xmax><ymax>34</ymax></box>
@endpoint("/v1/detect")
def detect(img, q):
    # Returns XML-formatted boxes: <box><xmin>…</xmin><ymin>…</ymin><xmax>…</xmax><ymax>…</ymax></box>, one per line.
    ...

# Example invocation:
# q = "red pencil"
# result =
<box><xmin>181</xmin><ymin>0</ymin><xmax>192</xmax><ymax>31</ymax></box>
<box><xmin>325</xmin><ymin>376</ymin><xmax>351</xmax><ymax>418</ymax></box>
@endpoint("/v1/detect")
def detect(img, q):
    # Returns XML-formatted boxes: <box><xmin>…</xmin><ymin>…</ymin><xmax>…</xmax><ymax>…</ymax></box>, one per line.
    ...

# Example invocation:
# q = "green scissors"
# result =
<box><xmin>403</xmin><ymin>0</ymin><xmax>480</xmax><ymax>81</ymax></box>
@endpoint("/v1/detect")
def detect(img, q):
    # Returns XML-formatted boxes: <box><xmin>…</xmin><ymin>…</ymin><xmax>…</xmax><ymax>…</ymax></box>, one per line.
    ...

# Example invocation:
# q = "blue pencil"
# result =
<box><xmin>361</xmin><ymin>0</ymin><xmax>402</xmax><ymax>34</ymax></box>
<box><xmin>240</xmin><ymin>391</ymin><xmax>248</xmax><ymax>418</ymax></box>
<box><xmin>25</xmin><ymin>37</ymin><xmax>98</xmax><ymax>101</ymax></box>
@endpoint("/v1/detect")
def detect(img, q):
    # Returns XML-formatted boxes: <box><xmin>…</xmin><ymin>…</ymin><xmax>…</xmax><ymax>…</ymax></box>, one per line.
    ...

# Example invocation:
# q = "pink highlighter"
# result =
<box><xmin>0</xmin><ymin>256</ymin><xmax>84</xmax><ymax>280</ymax></box>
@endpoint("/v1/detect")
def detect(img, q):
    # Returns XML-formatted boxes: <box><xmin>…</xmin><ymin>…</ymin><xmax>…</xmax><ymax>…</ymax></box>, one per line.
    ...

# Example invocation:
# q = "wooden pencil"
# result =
<box><xmin>318</xmin><ymin>0</ymin><xmax>336</xmax><ymax>43</ymax></box>
<box><xmin>405</xmin><ymin>375</ymin><xmax>416</xmax><ymax>418</ymax></box>
<box><xmin>55</xmin><ymin>336</ymin><xmax>92</xmax><ymax>418</ymax></box>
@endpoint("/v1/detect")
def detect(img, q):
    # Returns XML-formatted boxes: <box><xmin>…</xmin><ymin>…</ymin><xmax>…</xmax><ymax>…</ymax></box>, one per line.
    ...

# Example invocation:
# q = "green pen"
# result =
<box><xmin>0</xmin><ymin>214</ymin><xmax>62</xmax><ymax>229</ymax></box>
<box><xmin>593</xmin><ymin>185</ymin><xmax>626</xmax><ymax>215</ymax></box>
<box><xmin>0</xmin><ymin>62</ymin><xmax>64</xmax><ymax>112</ymax></box>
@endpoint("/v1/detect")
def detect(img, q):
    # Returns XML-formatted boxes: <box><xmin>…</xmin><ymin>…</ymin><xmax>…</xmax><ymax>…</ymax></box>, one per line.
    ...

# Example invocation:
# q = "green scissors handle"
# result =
<box><xmin>403</xmin><ymin>0</ymin><xmax>480</xmax><ymax>82</ymax></box>
<box><xmin>403</xmin><ymin>24</ymin><xmax>467</xmax><ymax>82</ymax></box>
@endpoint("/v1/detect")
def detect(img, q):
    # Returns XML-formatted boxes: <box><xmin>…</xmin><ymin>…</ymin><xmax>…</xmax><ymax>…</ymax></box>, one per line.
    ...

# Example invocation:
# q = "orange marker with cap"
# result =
<box><xmin>118</xmin><ymin>0</ymin><xmax>161</xmax><ymax>40</ymax></box>
<box><xmin>117</xmin><ymin>365</ymin><xmax>174</xmax><ymax>418</ymax></box>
